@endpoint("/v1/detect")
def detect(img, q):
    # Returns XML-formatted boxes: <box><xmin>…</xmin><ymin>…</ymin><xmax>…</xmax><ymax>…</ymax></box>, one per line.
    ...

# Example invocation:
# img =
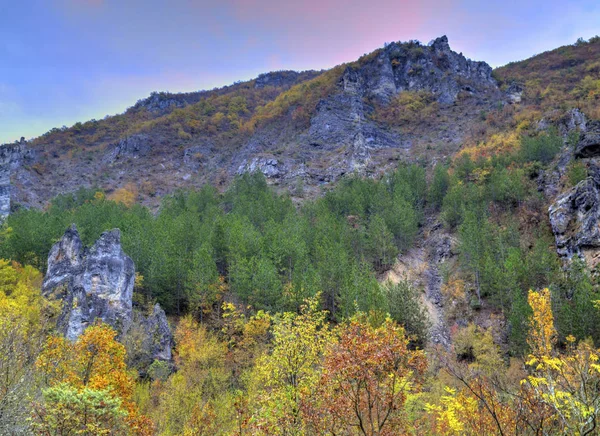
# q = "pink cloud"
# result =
<box><xmin>226</xmin><ymin>0</ymin><xmax>456</xmax><ymax>67</ymax></box>
<box><xmin>71</xmin><ymin>0</ymin><xmax>104</xmax><ymax>6</ymax></box>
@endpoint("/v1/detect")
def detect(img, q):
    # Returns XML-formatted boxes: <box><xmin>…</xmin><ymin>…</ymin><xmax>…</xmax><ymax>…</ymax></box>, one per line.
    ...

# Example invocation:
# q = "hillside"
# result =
<box><xmin>5</xmin><ymin>36</ymin><xmax>507</xmax><ymax>211</ymax></box>
<box><xmin>4</xmin><ymin>32</ymin><xmax>600</xmax><ymax>435</ymax></box>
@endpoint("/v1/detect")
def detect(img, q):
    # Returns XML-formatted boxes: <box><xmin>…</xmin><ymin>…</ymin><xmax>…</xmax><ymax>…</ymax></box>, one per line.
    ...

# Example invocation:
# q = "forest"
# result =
<box><xmin>3</xmin><ymin>122</ymin><xmax>600</xmax><ymax>435</ymax></box>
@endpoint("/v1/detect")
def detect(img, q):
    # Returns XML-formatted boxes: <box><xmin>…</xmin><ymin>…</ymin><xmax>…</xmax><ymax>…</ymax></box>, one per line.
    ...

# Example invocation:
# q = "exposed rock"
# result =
<box><xmin>575</xmin><ymin>121</ymin><xmax>600</xmax><ymax>158</ymax></box>
<box><xmin>42</xmin><ymin>225</ymin><xmax>173</xmax><ymax>361</ymax></box>
<box><xmin>506</xmin><ymin>82</ymin><xmax>523</xmax><ymax>103</ymax></box>
<box><xmin>381</xmin><ymin>35</ymin><xmax>496</xmax><ymax>104</ymax></box>
<box><xmin>566</xmin><ymin>108</ymin><xmax>587</xmax><ymax>133</ymax></box>
<box><xmin>43</xmin><ymin>225</ymin><xmax>134</xmax><ymax>340</ymax></box>
<box><xmin>123</xmin><ymin>304</ymin><xmax>173</xmax><ymax>373</ymax></box>
<box><xmin>183</xmin><ymin>145</ymin><xmax>209</xmax><ymax>170</ymax></box>
<box><xmin>142</xmin><ymin>304</ymin><xmax>172</xmax><ymax>361</ymax></box>
<box><xmin>537</xmin><ymin>108</ymin><xmax>588</xmax><ymax>136</ymax></box>
<box><xmin>537</xmin><ymin>146</ymin><xmax>574</xmax><ymax>199</ymax></box>
<box><xmin>105</xmin><ymin>134</ymin><xmax>152</xmax><ymax>163</ymax></box>
<box><xmin>254</xmin><ymin>71</ymin><xmax>305</xmax><ymax>89</ymax></box>
<box><xmin>302</xmin><ymin>36</ymin><xmax>496</xmax><ymax>176</ymax></box>
<box><xmin>0</xmin><ymin>140</ymin><xmax>25</xmax><ymax>219</ymax></box>
<box><xmin>237</xmin><ymin>157</ymin><xmax>284</xmax><ymax>178</ymax></box>
<box><xmin>135</xmin><ymin>91</ymin><xmax>187</xmax><ymax>113</ymax></box>
<box><xmin>549</xmin><ymin>177</ymin><xmax>600</xmax><ymax>258</ymax></box>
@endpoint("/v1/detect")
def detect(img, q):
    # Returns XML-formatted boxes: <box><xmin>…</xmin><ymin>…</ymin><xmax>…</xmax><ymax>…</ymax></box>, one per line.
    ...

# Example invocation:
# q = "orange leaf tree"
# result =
<box><xmin>305</xmin><ymin>317</ymin><xmax>427</xmax><ymax>435</ymax></box>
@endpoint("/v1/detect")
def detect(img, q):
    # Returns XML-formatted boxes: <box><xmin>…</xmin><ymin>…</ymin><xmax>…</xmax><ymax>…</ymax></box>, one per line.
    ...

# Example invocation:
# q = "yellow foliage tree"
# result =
<box><xmin>246</xmin><ymin>294</ymin><xmax>332</xmax><ymax>434</ymax></box>
<box><xmin>109</xmin><ymin>183</ymin><xmax>138</xmax><ymax>207</ymax></box>
<box><xmin>150</xmin><ymin>316</ymin><xmax>231</xmax><ymax>435</ymax></box>
<box><xmin>524</xmin><ymin>288</ymin><xmax>600</xmax><ymax>435</ymax></box>
<box><xmin>35</xmin><ymin>323</ymin><xmax>153</xmax><ymax>435</ymax></box>
<box><xmin>0</xmin><ymin>260</ymin><xmax>54</xmax><ymax>434</ymax></box>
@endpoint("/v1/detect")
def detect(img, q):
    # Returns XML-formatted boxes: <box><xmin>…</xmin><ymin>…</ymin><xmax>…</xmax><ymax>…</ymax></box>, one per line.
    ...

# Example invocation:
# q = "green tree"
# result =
<box><xmin>429</xmin><ymin>163</ymin><xmax>450</xmax><ymax>210</ymax></box>
<box><xmin>32</xmin><ymin>385</ymin><xmax>128</xmax><ymax>436</ymax></box>
<box><xmin>384</xmin><ymin>279</ymin><xmax>430</xmax><ymax>347</ymax></box>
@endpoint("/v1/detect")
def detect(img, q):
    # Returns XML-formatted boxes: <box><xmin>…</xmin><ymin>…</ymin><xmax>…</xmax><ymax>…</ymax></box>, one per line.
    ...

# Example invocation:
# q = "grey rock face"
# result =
<box><xmin>506</xmin><ymin>83</ymin><xmax>523</xmax><ymax>103</ymax></box>
<box><xmin>549</xmin><ymin>177</ymin><xmax>600</xmax><ymax>258</ymax></box>
<box><xmin>254</xmin><ymin>71</ymin><xmax>302</xmax><ymax>89</ymax></box>
<box><xmin>0</xmin><ymin>141</ymin><xmax>25</xmax><ymax>219</ymax></box>
<box><xmin>105</xmin><ymin>134</ymin><xmax>152</xmax><ymax>163</ymax></box>
<box><xmin>142</xmin><ymin>304</ymin><xmax>173</xmax><ymax>361</ymax></box>
<box><xmin>575</xmin><ymin>121</ymin><xmax>600</xmax><ymax>158</ymax></box>
<box><xmin>43</xmin><ymin>225</ymin><xmax>134</xmax><ymax>340</ymax></box>
<box><xmin>373</xmin><ymin>35</ymin><xmax>496</xmax><ymax>105</ymax></box>
<box><xmin>42</xmin><ymin>226</ymin><xmax>173</xmax><ymax>361</ymax></box>
<box><xmin>537</xmin><ymin>108</ymin><xmax>588</xmax><ymax>136</ymax></box>
<box><xmin>237</xmin><ymin>157</ymin><xmax>283</xmax><ymax>178</ymax></box>
<box><xmin>135</xmin><ymin>92</ymin><xmax>187</xmax><ymax>113</ymax></box>
<box><xmin>304</xmin><ymin>36</ymin><xmax>496</xmax><ymax>174</ymax></box>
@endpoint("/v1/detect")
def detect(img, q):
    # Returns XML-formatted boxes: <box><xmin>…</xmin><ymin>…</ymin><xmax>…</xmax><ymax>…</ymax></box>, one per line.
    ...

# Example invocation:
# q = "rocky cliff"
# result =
<box><xmin>301</xmin><ymin>35</ymin><xmax>498</xmax><ymax>172</ymax></box>
<box><xmin>548</xmin><ymin>117</ymin><xmax>600</xmax><ymax>265</ymax></box>
<box><xmin>0</xmin><ymin>140</ymin><xmax>27</xmax><ymax>219</ymax></box>
<box><xmin>42</xmin><ymin>225</ymin><xmax>172</xmax><ymax>360</ymax></box>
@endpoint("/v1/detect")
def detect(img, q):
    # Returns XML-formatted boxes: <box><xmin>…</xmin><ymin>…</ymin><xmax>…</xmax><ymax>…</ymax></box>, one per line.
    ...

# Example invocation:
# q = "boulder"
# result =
<box><xmin>43</xmin><ymin>225</ymin><xmax>173</xmax><ymax>362</ymax></box>
<box><xmin>506</xmin><ymin>82</ymin><xmax>523</xmax><ymax>103</ymax></box>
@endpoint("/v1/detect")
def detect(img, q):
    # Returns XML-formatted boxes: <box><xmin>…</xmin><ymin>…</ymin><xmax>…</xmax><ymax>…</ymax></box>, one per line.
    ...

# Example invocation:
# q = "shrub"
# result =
<box><xmin>384</xmin><ymin>279</ymin><xmax>430</xmax><ymax>347</ymax></box>
<box><xmin>520</xmin><ymin>130</ymin><xmax>563</xmax><ymax>164</ymax></box>
<box><xmin>567</xmin><ymin>161</ymin><xmax>587</xmax><ymax>187</ymax></box>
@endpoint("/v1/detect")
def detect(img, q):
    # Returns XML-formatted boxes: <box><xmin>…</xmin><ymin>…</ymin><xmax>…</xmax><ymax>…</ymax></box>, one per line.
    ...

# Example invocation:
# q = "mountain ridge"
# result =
<box><xmin>3</xmin><ymin>35</ymin><xmax>600</xmax><ymax>215</ymax></box>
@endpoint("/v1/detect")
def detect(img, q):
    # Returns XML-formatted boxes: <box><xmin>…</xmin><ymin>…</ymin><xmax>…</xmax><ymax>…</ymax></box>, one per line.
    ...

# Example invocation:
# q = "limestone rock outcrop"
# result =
<box><xmin>305</xmin><ymin>36</ymin><xmax>498</xmax><ymax>171</ymax></box>
<box><xmin>42</xmin><ymin>225</ymin><xmax>173</xmax><ymax>361</ymax></box>
<box><xmin>0</xmin><ymin>140</ymin><xmax>26</xmax><ymax>219</ymax></box>
<box><xmin>43</xmin><ymin>225</ymin><xmax>135</xmax><ymax>340</ymax></box>
<box><xmin>549</xmin><ymin>177</ymin><xmax>600</xmax><ymax>259</ymax></box>
<box><xmin>574</xmin><ymin>121</ymin><xmax>600</xmax><ymax>158</ymax></box>
<box><xmin>105</xmin><ymin>134</ymin><xmax>153</xmax><ymax>163</ymax></box>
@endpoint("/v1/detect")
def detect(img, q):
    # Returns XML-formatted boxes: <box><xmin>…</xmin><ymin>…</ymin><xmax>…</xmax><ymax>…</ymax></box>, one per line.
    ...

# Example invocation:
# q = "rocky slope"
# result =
<box><xmin>3</xmin><ymin>36</ymin><xmax>506</xmax><ymax>211</ymax></box>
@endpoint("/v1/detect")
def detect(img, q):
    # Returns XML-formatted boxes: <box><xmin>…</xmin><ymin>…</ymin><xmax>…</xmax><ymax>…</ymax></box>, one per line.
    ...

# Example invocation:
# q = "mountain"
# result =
<box><xmin>5</xmin><ymin>33</ymin><xmax>600</xmax><ymax>434</ymax></box>
<box><xmin>3</xmin><ymin>35</ymin><xmax>509</xmax><ymax>212</ymax></box>
<box><xmin>3</xmin><ymin>35</ymin><xmax>600</xmax><ymax>213</ymax></box>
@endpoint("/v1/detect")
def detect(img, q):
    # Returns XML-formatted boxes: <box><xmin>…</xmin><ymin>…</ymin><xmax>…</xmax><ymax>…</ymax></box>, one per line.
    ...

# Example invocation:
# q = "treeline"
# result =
<box><xmin>1</xmin><ymin>166</ymin><xmax>425</xmax><ymax>326</ymax></box>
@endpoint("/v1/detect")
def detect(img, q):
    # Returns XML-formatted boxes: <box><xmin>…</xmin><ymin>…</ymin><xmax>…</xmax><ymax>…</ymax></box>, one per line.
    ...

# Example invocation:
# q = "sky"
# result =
<box><xmin>1</xmin><ymin>0</ymin><xmax>599</xmax><ymax>143</ymax></box>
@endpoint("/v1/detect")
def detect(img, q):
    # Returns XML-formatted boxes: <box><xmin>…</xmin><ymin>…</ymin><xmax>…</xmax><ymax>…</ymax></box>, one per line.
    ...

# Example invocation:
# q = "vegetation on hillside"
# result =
<box><xmin>3</xmin><ymin>35</ymin><xmax>600</xmax><ymax>434</ymax></box>
<box><xmin>495</xmin><ymin>35</ymin><xmax>600</xmax><ymax>118</ymax></box>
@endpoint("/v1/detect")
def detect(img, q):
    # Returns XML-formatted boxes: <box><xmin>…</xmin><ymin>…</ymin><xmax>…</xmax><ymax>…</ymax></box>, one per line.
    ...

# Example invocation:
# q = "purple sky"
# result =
<box><xmin>1</xmin><ymin>0</ymin><xmax>599</xmax><ymax>143</ymax></box>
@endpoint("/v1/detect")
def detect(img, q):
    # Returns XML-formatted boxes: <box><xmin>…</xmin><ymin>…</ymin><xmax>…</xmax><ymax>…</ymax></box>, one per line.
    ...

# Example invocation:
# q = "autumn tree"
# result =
<box><xmin>304</xmin><ymin>317</ymin><xmax>427</xmax><ymax>435</ymax></box>
<box><xmin>34</xmin><ymin>323</ymin><xmax>153</xmax><ymax>435</ymax></box>
<box><xmin>32</xmin><ymin>384</ymin><xmax>128</xmax><ymax>435</ymax></box>
<box><xmin>108</xmin><ymin>183</ymin><xmax>139</xmax><ymax>208</ymax></box>
<box><xmin>523</xmin><ymin>288</ymin><xmax>600</xmax><ymax>435</ymax></box>
<box><xmin>0</xmin><ymin>260</ymin><xmax>54</xmax><ymax>434</ymax></box>
<box><xmin>247</xmin><ymin>295</ymin><xmax>332</xmax><ymax>434</ymax></box>
<box><xmin>149</xmin><ymin>315</ymin><xmax>231</xmax><ymax>435</ymax></box>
